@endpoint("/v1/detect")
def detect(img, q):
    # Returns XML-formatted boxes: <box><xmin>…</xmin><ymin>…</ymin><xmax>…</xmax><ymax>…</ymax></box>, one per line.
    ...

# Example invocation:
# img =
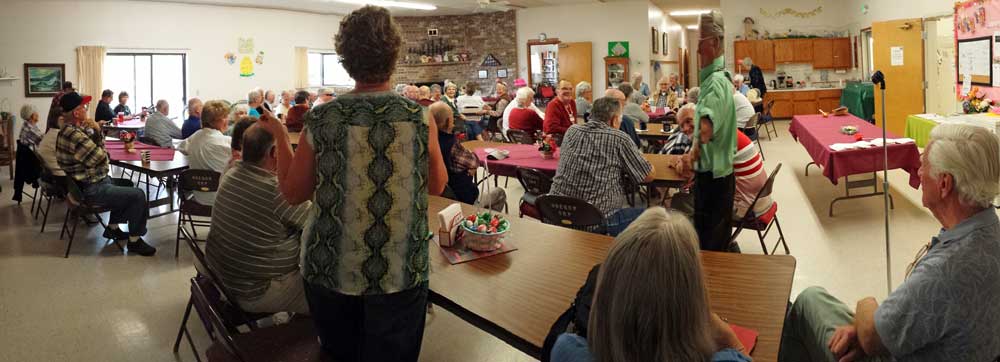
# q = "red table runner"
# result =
<box><xmin>472</xmin><ymin>144</ymin><xmax>559</xmax><ymax>177</ymax></box>
<box><xmin>788</xmin><ymin>114</ymin><xmax>920</xmax><ymax>188</ymax></box>
<box><xmin>105</xmin><ymin>140</ymin><xmax>176</xmax><ymax>161</ymax></box>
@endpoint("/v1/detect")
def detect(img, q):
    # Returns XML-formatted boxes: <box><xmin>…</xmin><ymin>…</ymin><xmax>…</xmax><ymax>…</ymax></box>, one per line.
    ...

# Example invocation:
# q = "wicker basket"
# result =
<box><xmin>460</xmin><ymin>223</ymin><xmax>508</xmax><ymax>251</ymax></box>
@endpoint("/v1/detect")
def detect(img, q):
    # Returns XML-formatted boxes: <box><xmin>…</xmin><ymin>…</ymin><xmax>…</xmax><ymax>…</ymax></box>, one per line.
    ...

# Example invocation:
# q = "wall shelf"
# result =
<box><xmin>398</xmin><ymin>61</ymin><xmax>471</xmax><ymax>68</ymax></box>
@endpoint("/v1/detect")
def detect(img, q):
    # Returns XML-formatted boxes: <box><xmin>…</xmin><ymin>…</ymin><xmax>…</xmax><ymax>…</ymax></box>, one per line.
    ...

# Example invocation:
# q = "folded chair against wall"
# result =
<box><xmin>730</xmin><ymin>163</ymin><xmax>788</xmax><ymax>255</ymax></box>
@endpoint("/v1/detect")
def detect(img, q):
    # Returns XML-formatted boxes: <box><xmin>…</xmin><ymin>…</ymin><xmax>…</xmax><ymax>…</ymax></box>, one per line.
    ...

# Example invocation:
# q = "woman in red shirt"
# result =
<box><xmin>509</xmin><ymin>87</ymin><xmax>544</xmax><ymax>135</ymax></box>
<box><xmin>543</xmin><ymin>80</ymin><xmax>577</xmax><ymax>135</ymax></box>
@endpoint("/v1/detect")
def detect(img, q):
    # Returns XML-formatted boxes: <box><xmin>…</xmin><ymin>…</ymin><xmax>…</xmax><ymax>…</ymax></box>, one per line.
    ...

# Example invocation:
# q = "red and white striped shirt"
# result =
<box><xmin>733</xmin><ymin>131</ymin><xmax>773</xmax><ymax>217</ymax></box>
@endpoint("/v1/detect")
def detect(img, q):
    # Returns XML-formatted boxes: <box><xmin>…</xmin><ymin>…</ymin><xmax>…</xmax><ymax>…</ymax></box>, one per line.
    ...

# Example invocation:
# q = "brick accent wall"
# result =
<box><xmin>393</xmin><ymin>11</ymin><xmax>518</xmax><ymax>93</ymax></box>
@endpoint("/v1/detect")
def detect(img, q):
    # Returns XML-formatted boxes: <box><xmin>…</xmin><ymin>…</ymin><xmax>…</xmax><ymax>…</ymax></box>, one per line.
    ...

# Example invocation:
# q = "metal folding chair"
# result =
<box><xmin>730</xmin><ymin>163</ymin><xmax>788</xmax><ymax>254</ymax></box>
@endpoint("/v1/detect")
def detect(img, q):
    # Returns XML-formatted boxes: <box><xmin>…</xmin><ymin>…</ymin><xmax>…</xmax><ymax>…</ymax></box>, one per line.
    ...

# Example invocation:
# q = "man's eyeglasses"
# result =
<box><xmin>904</xmin><ymin>241</ymin><xmax>932</xmax><ymax>279</ymax></box>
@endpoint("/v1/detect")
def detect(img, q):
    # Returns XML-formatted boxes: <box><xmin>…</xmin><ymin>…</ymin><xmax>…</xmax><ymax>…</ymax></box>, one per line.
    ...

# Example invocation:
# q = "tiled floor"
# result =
<box><xmin>0</xmin><ymin>120</ymin><xmax>962</xmax><ymax>361</ymax></box>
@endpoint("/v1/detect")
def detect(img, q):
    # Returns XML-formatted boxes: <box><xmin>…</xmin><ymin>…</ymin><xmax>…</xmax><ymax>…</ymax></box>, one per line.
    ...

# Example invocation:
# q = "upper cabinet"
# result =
<box><xmin>735</xmin><ymin>37</ymin><xmax>849</xmax><ymax>71</ymax></box>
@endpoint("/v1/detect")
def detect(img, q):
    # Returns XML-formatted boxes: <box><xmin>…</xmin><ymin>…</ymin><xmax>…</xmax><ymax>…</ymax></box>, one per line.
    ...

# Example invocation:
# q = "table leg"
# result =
<box><xmin>805</xmin><ymin>162</ymin><xmax>818</xmax><ymax>176</ymax></box>
<box><xmin>828</xmin><ymin>172</ymin><xmax>894</xmax><ymax>217</ymax></box>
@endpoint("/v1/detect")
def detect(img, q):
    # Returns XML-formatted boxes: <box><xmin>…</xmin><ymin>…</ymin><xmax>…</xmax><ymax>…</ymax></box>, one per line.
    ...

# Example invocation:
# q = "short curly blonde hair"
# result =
<box><xmin>334</xmin><ymin>6</ymin><xmax>402</xmax><ymax>84</ymax></box>
<box><xmin>201</xmin><ymin>100</ymin><xmax>230</xmax><ymax>130</ymax></box>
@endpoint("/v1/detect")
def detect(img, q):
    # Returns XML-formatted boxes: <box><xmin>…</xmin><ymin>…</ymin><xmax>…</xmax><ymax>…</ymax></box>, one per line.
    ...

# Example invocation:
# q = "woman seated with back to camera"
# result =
<box><xmin>551</xmin><ymin>207</ymin><xmax>750</xmax><ymax>362</ymax></box>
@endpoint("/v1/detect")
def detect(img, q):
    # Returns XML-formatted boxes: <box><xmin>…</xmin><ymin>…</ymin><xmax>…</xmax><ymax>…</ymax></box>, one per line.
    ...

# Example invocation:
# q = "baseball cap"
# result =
<box><xmin>60</xmin><ymin>92</ymin><xmax>93</xmax><ymax>113</ymax></box>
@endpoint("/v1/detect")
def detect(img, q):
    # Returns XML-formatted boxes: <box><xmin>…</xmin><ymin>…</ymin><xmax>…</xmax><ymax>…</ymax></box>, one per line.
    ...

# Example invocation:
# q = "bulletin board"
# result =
<box><xmin>957</xmin><ymin>36</ymin><xmax>992</xmax><ymax>85</ymax></box>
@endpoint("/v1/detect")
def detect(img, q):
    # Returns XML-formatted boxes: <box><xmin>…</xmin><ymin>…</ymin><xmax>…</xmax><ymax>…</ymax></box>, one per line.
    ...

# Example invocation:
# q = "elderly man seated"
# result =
<box><xmin>543</xmin><ymin>80</ymin><xmax>578</xmax><ymax>136</ymax></box>
<box><xmin>779</xmin><ymin>124</ymin><xmax>1000</xmax><ymax>362</ymax></box>
<box><xmin>181</xmin><ymin>98</ymin><xmax>203</xmax><ymax>139</ymax></box>
<box><xmin>549</xmin><ymin>97</ymin><xmax>654</xmax><ymax>236</ymax></box>
<box><xmin>145</xmin><ymin>99</ymin><xmax>181</xmax><ymax>147</ymax></box>
<box><xmin>604</xmin><ymin>89</ymin><xmax>642</xmax><ymax>149</ymax></box>
<box><xmin>56</xmin><ymin>92</ymin><xmax>155</xmax><ymax>256</ymax></box>
<box><xmin>178</xmin><ymin>100</ymin><xmax>232</xmax><ymax>206</ymax></box>
<box><xmin>650</xmin><ymin>76</ymin><xmax>679</xmax><ymax>111</ymax></box>
<box><xmin>205</xmin><ymin>123</ymin><xmax>312</xmax><ymax>314</ymax></box>
<box><xmin>661</xmin><ymin>104</ymin><xmax>695</xmax><ymax>155</ymax></box>
<box><xmin>733</xmin><ymin>74</ymin><xmax>750</xmax><ymax>96</ymax></box>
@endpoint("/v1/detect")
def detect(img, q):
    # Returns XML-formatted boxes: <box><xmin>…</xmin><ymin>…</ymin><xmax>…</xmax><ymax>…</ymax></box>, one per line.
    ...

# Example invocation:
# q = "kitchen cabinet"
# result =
<box><xmin>832</xmin><ymin>38</ymin><xmax>852</xmax><ymax>68</ymax></box>
<box><xmin>764</xmin><ymin>89</ymin><xmax>843</xmax><ymax>119</ymax></box>
<box><xmin>734</xmin><ymin>40</ymin><xmax>774</xmax><ymax>71</ymax></box>
<box><xmin>735</xmin><ymin>40</ymin><xmax>752</xmax><ymax>67</ymax></box>
<box><xmin>812</xmin><ymin>38</ymin><xmax>851</xmax><ymax>69</ymax></box>
<box><xmin>792</xmin><ymin>39</ymin><xmax>814</xmax><ymax>62</ymax></box>
<box><xmin>737</xmin><ymin>38</ymin><xmax>847</xmax><ymax>71</ymax></box>
<box><xmin>774</xmin><ymin>39</ymin><xmax>794</xmax><ymax>64</ymax></box>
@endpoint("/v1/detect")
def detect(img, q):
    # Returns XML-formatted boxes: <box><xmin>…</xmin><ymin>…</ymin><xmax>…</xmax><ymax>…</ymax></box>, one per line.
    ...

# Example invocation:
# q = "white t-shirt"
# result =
<box><xmin>38</xmin><ymin>129</ymin><xmax>65</xmax><ymax>176</ymax></box>
<box><xmin>733</xmin><ymin>91</ymin><xmax>755</xmax><ymax>129</ymax></box>
<box><xmin>456</xmin><ymin>95</ymin><xmax>485</xmax><ymax>112</ymax></box>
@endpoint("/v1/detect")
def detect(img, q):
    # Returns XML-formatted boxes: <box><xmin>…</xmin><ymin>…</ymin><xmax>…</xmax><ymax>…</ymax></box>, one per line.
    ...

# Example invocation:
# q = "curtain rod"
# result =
<box><xmin>105</xmin><ymin>47</ymin><xmax>191</xmax><ymax>52</ymax></box>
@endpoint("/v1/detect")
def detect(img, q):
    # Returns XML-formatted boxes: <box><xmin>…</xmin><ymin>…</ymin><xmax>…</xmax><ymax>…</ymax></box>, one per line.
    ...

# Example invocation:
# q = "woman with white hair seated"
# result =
<box><xmin>631</xmin><ymin>71</ymin><xmax>650</xmax><ymax>97</ymax></box>
<box><xmin>685</xmin><ymin>87</ymin><xmax>701</xmax><ymax>106</ymax></box>
<box><xmin>12</xmin><ymin>104</ymin><xmax>45</xmax><ymax>202</ymax></box>
<box><xmin>508</xmin><ymin>87</ymin><xmax>545</xmax><ymax>136</ymax></box>
<box><xmin>551</xmin><ymin>207</ymin><xmax>750</xmax><ymax>362</ymax></box>
<box><xmin>502</xmin><ymin>87</ymin><xmax>545</xmax><ymax>135</ymax></box>
<box><xmin>650</xmin><ymin>76</ymin><xmax>680</xmax><ymax>111</ymax></box>
<box><xmin>225</xmin><ymin>103</ymin><xmax>250</xmax><ymax>135</ymax></box>
<box><xmin>733</xmin><ymin>74</ymin><xmax>750</xmax><ymax>96</ymax></box>
<box><xmin>575</xmin><ymin>81</ymin><xmax>593</xmax><ymax>122</ymax></box>
<box><xmin>617</xmin><ymin>83</ymin><xmax>650</xmax><ymax>125</ymax></box>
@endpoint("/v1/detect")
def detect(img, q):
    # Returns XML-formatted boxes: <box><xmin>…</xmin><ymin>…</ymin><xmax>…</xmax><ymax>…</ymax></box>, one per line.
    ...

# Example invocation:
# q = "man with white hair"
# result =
<box><xmin>145</xmin><ymin>99</ymin><xmax>181</xmax><ymax>147</ymax></box>
<box><xmin>543</xmin><ymin>80</ymin><xmax>579</xmax><ymax>136</ymax></box>
<box><xmin>733</xmin><ymin>74</ymin><xmax>750</xmax><ymax>96</ymax></box>
<box><xmin>677</xmin><ymin>11</ymin><xmax>738</xmax><ymax>251</ymax></box>
<box><xmin>502</xmin><ymin>87</ymin><xmax>544</xmax><ymax>135</ymax></box>
<box><xmin>779</xmin><ymin>124</ymin><xmax>1000</xmax><ymax>362</ymax></box>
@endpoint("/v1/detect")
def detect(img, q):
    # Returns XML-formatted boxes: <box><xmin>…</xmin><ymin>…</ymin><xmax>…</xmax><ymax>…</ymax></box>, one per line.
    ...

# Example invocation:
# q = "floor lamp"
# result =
<box><xmin>871</xmin><ymin>70</ymin><xmax>892</xmax><ymax>294</ymax></box>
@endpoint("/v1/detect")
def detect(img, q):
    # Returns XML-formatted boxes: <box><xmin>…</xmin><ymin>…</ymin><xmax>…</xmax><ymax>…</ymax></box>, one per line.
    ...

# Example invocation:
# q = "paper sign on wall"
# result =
<box><xmin>963</xmin><ymin>74</ymin><xmax>973</xmax><ymax>95</ymax></box>
<box><xmin>890</xmin><ymin>46</ymin><xmax>904</xmax><ymax>66</ymax></box>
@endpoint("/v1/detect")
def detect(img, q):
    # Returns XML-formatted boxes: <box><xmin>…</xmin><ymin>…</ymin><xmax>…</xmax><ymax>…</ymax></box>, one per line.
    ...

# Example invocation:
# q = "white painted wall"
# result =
<box><xmin>648</xmin><ymin>3</ymin><xmax>687</xmax><ymax>87</ymax></box>
<box><xmin>842</xmin><ymin>0</ymin><xmax>953</xmax><ymax>32</ymax></box>
<box><xmin>516</xmin><ymin>1</ymin><xmax>650</xmax><ymax>92</ymax></box>
<box><xmin>0</xmin><ymin>0</ymin><xmax>340</xmax><ymax>125</ymax></box>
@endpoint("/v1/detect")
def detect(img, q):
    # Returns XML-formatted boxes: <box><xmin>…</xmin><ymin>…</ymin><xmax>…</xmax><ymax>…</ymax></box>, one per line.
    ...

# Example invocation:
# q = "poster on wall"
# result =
<box><xmin>23</xmin><ymin>63</ymin><xmax>65</xmax><ymax>98</ymax></box>
<box><xmin>238</xmin><ymin>38</ymin><xmax>254</xmax><ymax>54</ymax></box>
<box><xmin>608</xmin><ymin>41</ymin><xmax>629</xmax><ymax>57</ymax></box>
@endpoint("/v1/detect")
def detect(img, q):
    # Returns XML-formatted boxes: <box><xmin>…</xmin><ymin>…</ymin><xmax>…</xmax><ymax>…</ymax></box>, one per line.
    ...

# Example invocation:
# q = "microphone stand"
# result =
<box><xmin>872</xmin><ymin>70</ymin><xmax>892</xmax><ymax>294</ymax></box>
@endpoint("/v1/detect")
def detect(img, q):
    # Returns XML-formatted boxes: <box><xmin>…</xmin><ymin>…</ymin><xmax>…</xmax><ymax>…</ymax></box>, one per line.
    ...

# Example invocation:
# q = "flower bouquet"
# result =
<box><xmin>119</xmin><ymin>130</ymin><xmax>137</xmax><ymax>153</ymax></box>
<box><xmin>536</xmin><ymin>132</ymin><xmax>557</xmax><ymax>159</ymax></box>
<box><xmin>962</xmin><ymin>86</ymin><xmax>992</xmax><ymax>114</ymax></box>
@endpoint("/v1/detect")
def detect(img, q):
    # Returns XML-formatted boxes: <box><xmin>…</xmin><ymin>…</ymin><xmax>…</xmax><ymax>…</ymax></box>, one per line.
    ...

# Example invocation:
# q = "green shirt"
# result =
<box><xmin>694</xmin><ymin>56</ymin><xmax>737</xmax><ymax>178</ymax></box>
<box><xmin>301</xmin><ymin>91</ymin><xmax>430</xmax><ymax>296</ymax></box>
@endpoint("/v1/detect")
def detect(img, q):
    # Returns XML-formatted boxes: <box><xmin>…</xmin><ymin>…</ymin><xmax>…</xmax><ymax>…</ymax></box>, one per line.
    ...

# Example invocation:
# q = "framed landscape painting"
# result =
<box><xmin>24</xmin><ymin>63</ymin><xmax>65</xmax><ymax>97</ymax></box>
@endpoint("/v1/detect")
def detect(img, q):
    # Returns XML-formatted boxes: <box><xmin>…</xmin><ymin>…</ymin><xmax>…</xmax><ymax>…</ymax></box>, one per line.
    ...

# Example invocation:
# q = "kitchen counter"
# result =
<box><xmin>768</xmin><ymin>86</ymin><xmax>845</xmax><ymax>92</ymax></box>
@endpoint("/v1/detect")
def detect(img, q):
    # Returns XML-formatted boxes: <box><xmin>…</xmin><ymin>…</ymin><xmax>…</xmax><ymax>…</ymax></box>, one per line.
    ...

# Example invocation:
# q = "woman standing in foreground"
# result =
<box><xmin>256</xmin><ymin>5</ymin><xmax>447</xmax><ymax>362</ymax></box>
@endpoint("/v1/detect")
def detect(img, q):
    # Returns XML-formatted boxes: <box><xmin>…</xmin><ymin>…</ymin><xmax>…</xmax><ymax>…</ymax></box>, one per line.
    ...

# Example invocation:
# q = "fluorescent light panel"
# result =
<box><xmin>331</xmin><ymin>0</ymin><xmax>437</xmax><ymax>10</ymax></box>
<box><xmin>686</xmin><ymin>25</ymin><xmax>698</xmax><ymax>30</ymax></box>
<box><xmin>669</xmin><ymin>9</ymin><xmax>710</xmax><ymax>16</ymax></box>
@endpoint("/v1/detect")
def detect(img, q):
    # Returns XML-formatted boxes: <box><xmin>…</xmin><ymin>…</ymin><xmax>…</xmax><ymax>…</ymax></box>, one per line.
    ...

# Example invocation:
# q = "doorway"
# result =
<box><xmin>924</xmin><ymin>16</ymin><xmax>959</xmax><ymax>115</ymax></box>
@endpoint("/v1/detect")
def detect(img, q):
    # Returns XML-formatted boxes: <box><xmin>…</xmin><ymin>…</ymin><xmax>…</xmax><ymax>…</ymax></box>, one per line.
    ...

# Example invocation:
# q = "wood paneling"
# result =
<box><xmin>793</xmin><ymin>100</ymin><xmax>818</xmax><ymax>115</ymax></box>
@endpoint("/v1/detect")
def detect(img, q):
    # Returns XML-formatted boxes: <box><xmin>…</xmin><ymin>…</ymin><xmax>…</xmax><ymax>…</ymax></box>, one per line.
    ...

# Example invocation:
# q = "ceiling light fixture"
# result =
<box><xmin>330</xmin><ymin>0</ymin><xmax>437</xmax><ymax>10</ymax></box>
<box><xmin>686</xmin><ymin>25</ymin><xmax>698</xmax><ymax>30</ymax></box>
<box><xmin>669</xmin><ymin>9</ymin><xmax>710</xmax><ymax>16</ymax></box>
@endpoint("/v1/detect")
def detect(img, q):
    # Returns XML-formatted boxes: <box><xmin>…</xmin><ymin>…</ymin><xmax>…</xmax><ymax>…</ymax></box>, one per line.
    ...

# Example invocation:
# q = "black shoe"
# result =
<box><xmin>127</xmin><ymin>238</ymin><xmax>157</xmax><ymax>256</ymax></box>
<box><xmin>103</xmin><ymin>228</ymin><xmax>129</xmax><ymax>240</ymax></box>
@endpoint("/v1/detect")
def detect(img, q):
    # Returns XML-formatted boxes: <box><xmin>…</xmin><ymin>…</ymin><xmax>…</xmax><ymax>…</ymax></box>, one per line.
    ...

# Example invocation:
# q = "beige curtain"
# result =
<box><xmin>294</xmin><ymin>47</ymin><xmax>309</xmax><ymax>89</ymax></box>
<box><xmin>76</xmin><ymin>46</ymin><xmax>106</xmax><ymax>120</ymax></box>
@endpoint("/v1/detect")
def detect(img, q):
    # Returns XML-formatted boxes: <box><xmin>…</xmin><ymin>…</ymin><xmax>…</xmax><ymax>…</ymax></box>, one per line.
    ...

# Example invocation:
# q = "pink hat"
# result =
<box><xmin>513</xmin><ymin>78</ymin><xmax>527</xmax><ymax>88</ymax></box>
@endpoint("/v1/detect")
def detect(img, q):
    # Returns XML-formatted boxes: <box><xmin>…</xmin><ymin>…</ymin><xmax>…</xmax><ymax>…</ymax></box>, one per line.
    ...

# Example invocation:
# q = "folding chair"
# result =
<box><xmin>173</xmin><ymin>236</ymin><xmax>272</xmax><ymax>361</ymax></box>
<box><xmin>730</xmin><ymin>163</ymin><xmax>788</xmax><ymax>255</ymax></box>
<box><xmin>60</xmin><ymin>178</ymin><xmax>122</xmax><ymax>258</ymax></box>
<box><xmin>175</xmin><ymin>169</ymin><xmax>221</xmax><ymax>258</ymax></box>
<box><xmin>536</xmin><ymin>194</ymin><xmax>607</xmax><ymax>235</ymax></box>
<box><xmin>757</xmin><ymin>99</ymin><xmax>778</xmax><ymax>140</ymax></box>
<box><xmin>516</xmin><ymin>167</ymin><xmax>552</xmax><ymax>219</ymax></box>
<box><xmin>741</xmin><ymin>113</ymin><xmax>765</xmax><ymax>160</ymax></box>
<box><xmin>506</xmin><ymin>129</ymin><xmax>535</xmax><ymax>145</ymax></box>
<box><xmin>32</xmin><ymin>150</ymin><xmax>66</xmax><ymax>232</ymax></box>
<box><xmin>187</xmin><ymin>276</ymin><xmax>325</xmax><ymax>362</ymax></box>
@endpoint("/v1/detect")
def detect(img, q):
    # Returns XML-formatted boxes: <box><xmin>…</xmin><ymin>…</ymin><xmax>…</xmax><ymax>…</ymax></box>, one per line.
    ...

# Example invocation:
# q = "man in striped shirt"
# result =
<box><xmin>205</xmin><ymin>124</ymin><xmax>312</xmax><ymax>314</ymax></box>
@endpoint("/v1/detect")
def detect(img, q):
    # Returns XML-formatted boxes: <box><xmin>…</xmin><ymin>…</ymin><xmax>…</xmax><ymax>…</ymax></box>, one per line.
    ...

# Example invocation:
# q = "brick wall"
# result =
<box><xmin>393</xmin><ymin>11</ymin><xmax>518</xmax><ymax>93</ymax></box>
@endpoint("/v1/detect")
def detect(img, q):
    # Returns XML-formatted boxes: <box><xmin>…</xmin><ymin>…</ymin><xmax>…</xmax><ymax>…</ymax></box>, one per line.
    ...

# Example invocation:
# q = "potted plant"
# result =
<box><xmin>119</xmin><ymin>130</ymin><xmax>137</xmax><ymax>153</ymax></box>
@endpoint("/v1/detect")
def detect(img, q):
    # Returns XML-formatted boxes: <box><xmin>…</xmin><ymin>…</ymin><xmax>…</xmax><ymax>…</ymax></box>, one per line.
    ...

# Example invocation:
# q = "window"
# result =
<box><xmin>103</xmin><ymin>53</ymin><xmax>187</xmax><ymax>126</ymax></box>
<box><xmin>308</xmin><ymin>52</ymin><xmax>355</xmax><ymax>87</ymax></box>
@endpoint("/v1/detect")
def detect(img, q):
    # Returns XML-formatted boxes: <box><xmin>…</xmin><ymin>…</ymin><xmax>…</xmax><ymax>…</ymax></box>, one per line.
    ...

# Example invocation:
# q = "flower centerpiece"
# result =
<box><xmin>962</xmin><ymin>86</ymin><xmax>992</xmax><ymax>114</ymax></box>
<box><xmin>119</xmin><ymin>130</ymin><xmax>137</xmax><ymax>153</ymax></box>
<box><xmin>536</xmin><ymin>132</ymin><xmax>558</xmax><ymax>159</ymax></box>
<box><xmin>460</xmin><ymin>211</ymin><xmax>510</xmax><ymax>251</ymax></box>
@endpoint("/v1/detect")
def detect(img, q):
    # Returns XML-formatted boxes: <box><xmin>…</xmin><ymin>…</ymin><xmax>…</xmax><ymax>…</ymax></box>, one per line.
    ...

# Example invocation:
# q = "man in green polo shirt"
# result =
<box><xmin>678</xmin><ymin>10</ymin><xmax>737</xmax><ymax>251</ymax></box>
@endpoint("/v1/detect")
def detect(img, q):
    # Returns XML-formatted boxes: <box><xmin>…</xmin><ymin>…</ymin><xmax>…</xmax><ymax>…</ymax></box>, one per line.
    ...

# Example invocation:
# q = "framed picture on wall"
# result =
<box><xmin>651</xmin><ymin>27</ymin><xmax>658</xmax><ymax>54</ymax></box>
<box><xmin>23</xmin><ymin>63</ymin><xmax>65</xmax><ymax>97</ymax></box>
<box><xmin>497</xmin><ymin>69</ymin><xmax>508</xmax><ymax>78</ymax></box>
<box><xmin>662</xmin><ymin>33</ymin><xmax>669</xmax><ymax>55</ymax></box>
<box><xmin>478</xmin><ymin>70</ymin><xmax>488</xmax><ymax>79</ymax></box>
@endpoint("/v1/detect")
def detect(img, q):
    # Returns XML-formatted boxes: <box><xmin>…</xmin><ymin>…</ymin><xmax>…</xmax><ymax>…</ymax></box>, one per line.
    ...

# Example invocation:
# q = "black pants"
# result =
<box><xmin>693</xmin><ymin>171</ymin><xmax>735</xmax><ymax>251</ymax></box>
<box><xmin>304</xmin><ymin>281</ymin><xmax>428</xmax><ymax>362</ymax></box>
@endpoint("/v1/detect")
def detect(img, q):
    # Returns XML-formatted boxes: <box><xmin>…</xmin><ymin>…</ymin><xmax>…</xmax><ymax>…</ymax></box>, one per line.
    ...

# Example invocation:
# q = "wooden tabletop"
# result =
<box><xmin>636</xmin><ymin>122</ymin><xmax>676</xmax><ymax>139</ymax></box>
<box><xmin>462</xmin><ymin>140</ymin><xmax>510</xmax><ymax>149</ymax></box>
<box><xmin>426</xmin><ymin>196</ymin><xmax>796</xmax><ymax>361</ymax></box>
<box><xmin>110</xmin><ymin>150</ymin><xmax>189</xmax><ymax>178</ymax></box>
<box><xmin>642</xmin><ymin>153</ymin><xmax>686</xmax><ymax>185</ymax></box>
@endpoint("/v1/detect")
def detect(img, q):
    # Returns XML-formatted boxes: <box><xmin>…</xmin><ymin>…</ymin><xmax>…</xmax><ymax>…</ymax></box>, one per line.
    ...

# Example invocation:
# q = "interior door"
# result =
<box><xmin>558</xmin><ymin>42</ymin><xmax>593</xmax><ymax>100</ymax></box>
<box><xmin>872</xmin><ymin>18</ymin><xmax>925</xmax><ymax>134</ymax></box>
<box><xmin>924</xmin><ymin>18</ymin><xmax>958</xmax><ymax>115</ymax></box>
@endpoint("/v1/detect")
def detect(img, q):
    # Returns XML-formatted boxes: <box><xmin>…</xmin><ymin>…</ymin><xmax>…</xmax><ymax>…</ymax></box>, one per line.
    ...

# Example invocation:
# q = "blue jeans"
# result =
<box><xmin>465</xmin><ymin>120</ymin><xmax>484</xmax><ymax>140</ymax></box>
<box><xmin>304</xmin><ymin>281</ymin><xmax>428</xmax><ymax>362</ymax></box>
<box><xmin>606</xmin><ymin>207</ymin><xmax>645</xmax><ymax>236</ymax></box>
<box><xmin>80</xmin><ymin>177</ymin><xmax>148</xmax><ymax>236</ymax></box>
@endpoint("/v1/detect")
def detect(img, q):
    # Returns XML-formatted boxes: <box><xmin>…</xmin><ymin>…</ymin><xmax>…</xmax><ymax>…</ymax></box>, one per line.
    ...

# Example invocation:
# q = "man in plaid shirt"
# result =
<box><xmin>550</xmin><ymin>97</ymin><xmax>654</xmax><ymax>235</ymax></box>
<box><xmin>56</xmin><ymin>92</ymin><xmax>156</xmax><ymax>256</ymax></box>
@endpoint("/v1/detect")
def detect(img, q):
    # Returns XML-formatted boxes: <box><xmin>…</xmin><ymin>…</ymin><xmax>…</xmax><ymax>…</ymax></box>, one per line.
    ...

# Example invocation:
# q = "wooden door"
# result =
<box><xmin>813</xmin><ymin>39</ymin><xmax>834</xmax><ymax>68</ymax></box>
<box><xmin>558</xmin><ymin>42</ymin><xmax>593</xmax><ymax>99</ymax></box>
<box><xmin>754</xmin><ymin>40</ymin><xmax>775</xmax><ymax>70</ymax></box>
<box><xmin>734</xmin><ymin>41</ymin><xmax>752</xmax><ymax>72</ymax></box>
<box><xmin>774</xmin><ymin>40</ymin><xmax>794</xmax><ymax>64</ymax></box>
<box><xmin>873</xmin><ymin>19</ymin><xmax>924</xmax><ymax>134</ymax></box>
<box><xmin>833</xmin><ymin>38</ymin><xmax>852</xmax><ymax>68</ymax></box>
<box><xmin>793</xmin><ymin>39</ymin><xmax>813</xmax><ymax>62</ymax></box>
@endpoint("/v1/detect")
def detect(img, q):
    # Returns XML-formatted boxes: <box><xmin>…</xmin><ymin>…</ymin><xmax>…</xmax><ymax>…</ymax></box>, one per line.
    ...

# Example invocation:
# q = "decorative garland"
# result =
<box><xmin>759</xmin><ymin>6</ymin><xmax>823</xmax><ymax>18</ymax></box>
